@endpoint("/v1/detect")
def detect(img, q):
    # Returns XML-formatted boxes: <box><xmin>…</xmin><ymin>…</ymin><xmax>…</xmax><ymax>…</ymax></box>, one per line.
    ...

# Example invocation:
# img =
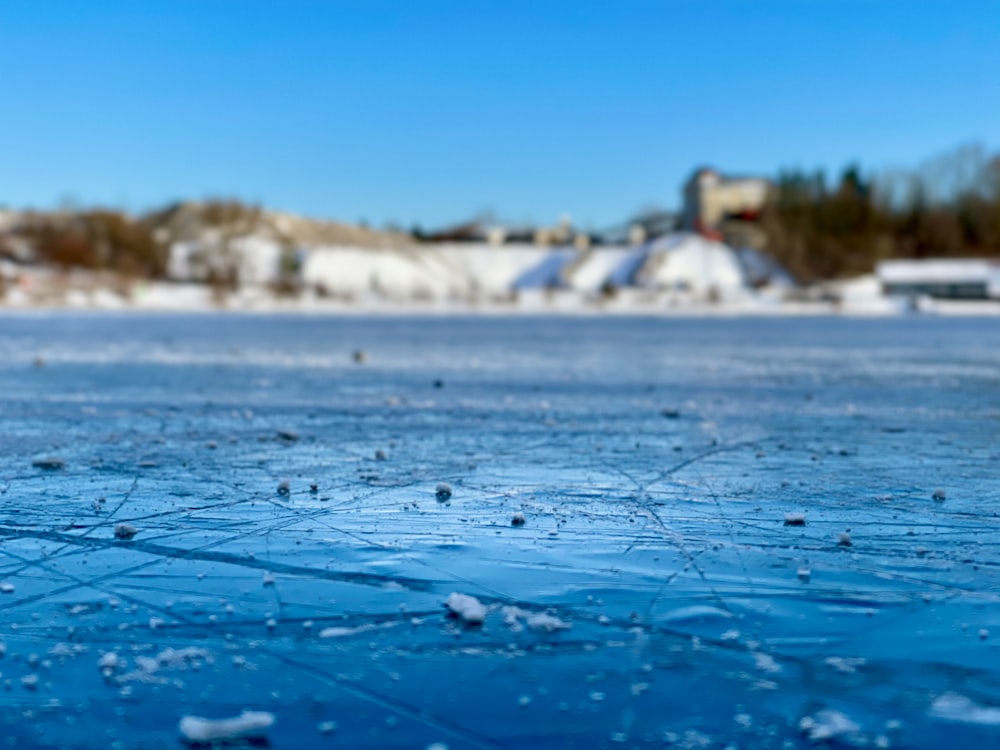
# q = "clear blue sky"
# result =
<box><xmin>1</xmin><ymin>0</ymin><xmax>997</xmax><ymax>229</ymax></box>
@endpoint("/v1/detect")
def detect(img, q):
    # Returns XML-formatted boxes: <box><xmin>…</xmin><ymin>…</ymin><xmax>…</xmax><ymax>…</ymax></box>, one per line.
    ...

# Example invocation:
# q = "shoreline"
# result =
<box><xmin>2</xmin><ymin>298</ymin><xmax>1000</xmax><ymax>318</ymax></box>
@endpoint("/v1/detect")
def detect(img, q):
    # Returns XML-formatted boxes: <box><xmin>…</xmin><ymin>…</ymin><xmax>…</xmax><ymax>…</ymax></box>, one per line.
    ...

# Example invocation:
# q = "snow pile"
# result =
<box><xmin>444</xmin><ymin>593</ymin><xmax>487</xmax><ymax>625</ymax></box>
<box><xmin>303</xmin><ymin>242</ymin><xmax>559</xmax><ymax>301</ymax></box>
<box><xmin>178</xmin><ymin>710</ymin><xmax>275</xmax><ymax>743</ymax></box>
<box><xmin>562</xmin><ymin>246</ymin><xmax>637</xmax><ymax>292</ymax></box>
<box><xmin>634</xmin><ymin>234</ymin><xmax>746</xmax><ymax>299</ymax></box>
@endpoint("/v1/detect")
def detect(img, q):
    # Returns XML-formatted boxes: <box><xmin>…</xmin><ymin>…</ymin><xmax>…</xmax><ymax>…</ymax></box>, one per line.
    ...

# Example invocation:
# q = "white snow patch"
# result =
<box><xmin>318</xmin><ymin>622</ymin><xmax>398</xmax><ymax>639</ymax></box>
<box><xmin>527</xmin><ymin>612</ymin><xmax>571</xmax><ymax>633</ymax></box>
<box><xmin>753</xmin><ymin>652</ymin><xmax>782</xmax><ymax>674</ymax></box>
<box><xmin>824</xmin><ymin>656</ymin><xmax>866</xmax><ymax>674</ymax></box>
<box><xmin>930</xmin><ymin>693</ymin><xmax>1000</xmax><ymax>725</ymax></box>
<box><xmin>98</xmin><ymin>651</ymin><xmax>123</xmax><ymax>672</ymax></box>
<box><xmin>501</xmin><ymin>606</ymin><xmax>570</xmax><ymax>633</ymax></box>
<box><xmin>798</xmin><ymin>709</ymin><xmax>861</xmax><ymax>742</ymax></box>
<box><xmin>444</xmin><ymin>593</ymin><xmax>486</xmax><ymax>625</ymax></box>
<box><xmin>178</xmin><ymin>710</ymin><xmax>275</xmax><ymax>743</ymax></box>
<box><xmin>662</xmin><ymin>605</ymin><xmax>733</xmax><ymax>622</ymax></box>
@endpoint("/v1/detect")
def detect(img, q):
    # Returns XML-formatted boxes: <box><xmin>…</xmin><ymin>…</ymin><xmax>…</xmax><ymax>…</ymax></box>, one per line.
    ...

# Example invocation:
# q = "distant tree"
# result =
<box><xmin>760</xmin><ymin>144</ymin><xmax>1000</xmax><ymax>280</ymax></box>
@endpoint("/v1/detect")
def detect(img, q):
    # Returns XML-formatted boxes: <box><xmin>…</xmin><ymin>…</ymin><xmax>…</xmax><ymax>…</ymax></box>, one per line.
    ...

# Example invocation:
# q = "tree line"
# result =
<box><xmin>759</xmin><ymin>143</ymin><xmax>1000</xmax><ymax>282</ymax></box>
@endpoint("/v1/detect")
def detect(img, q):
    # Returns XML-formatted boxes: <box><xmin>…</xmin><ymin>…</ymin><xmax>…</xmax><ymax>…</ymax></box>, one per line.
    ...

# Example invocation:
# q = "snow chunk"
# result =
<box><xmin>798</xmin><ymin>709</ymin><xmax>860</xmax><ymax>742</ymax></box>
<box><xmin>179</xmin><ymin>710</ymin><xmax>275</xmax><ymax>743</ymax></box>
<box><xmin>929</xmin><ymin>692</ymin><xmax>1000</xmax><ymax>725</ymax></box>
<box><xmin>526</xmin><ymin>612</ymin><xmax>571</xmax><ymax>633</ymax></box>
<box><xmin>0</xmin><ymin>582</ymin><xmax>14</xmax><ymax>594</ymax></box>
<box><xmin>784</xmin><ymin>512</ymin><xmax>806</xmax><ymax>526</ymax></box>
<box><xmin>753</xmin><ymin>652</ymin><xmax>781</xmax><ymax>674</ymax></box>
<box><xmin>114</xmin><ymin>524</ymin><xmax>137</xmax><ymax>541</ymax></box>
<box><xmin>98</xmin><ymin>651</ymin><xmax>123</xmax><ymax>671</ymax></box>
<box><xmin>501</xmin><ymin>606</ymin><xmax>570</xmax><ymax>632</ymax></box>
<box><xmin>444</xmin><ymin>593</ymin><xmax>486</xmax><ymax>625</ymax></box>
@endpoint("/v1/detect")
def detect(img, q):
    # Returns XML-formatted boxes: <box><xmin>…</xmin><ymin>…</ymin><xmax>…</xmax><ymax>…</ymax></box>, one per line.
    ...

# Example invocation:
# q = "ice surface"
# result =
<box><xmin>0</xmin><ymin>314</ymin><xmax>998</xmax><ymax>748</ymax></box>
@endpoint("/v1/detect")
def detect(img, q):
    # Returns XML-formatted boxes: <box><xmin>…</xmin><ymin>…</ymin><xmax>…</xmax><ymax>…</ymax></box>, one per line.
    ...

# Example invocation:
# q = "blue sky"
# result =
<box><xmin>1</xmin><ymin>1</ymin><xmax>998</xmax><ymax>229</ymax></box>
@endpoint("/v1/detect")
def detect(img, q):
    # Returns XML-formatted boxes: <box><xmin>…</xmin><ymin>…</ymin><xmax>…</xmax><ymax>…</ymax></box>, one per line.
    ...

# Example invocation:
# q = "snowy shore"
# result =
<box><xmin>3</xmin><ymin>282</ymin><xmax>1000</xmax><ymax>316</ymax></box>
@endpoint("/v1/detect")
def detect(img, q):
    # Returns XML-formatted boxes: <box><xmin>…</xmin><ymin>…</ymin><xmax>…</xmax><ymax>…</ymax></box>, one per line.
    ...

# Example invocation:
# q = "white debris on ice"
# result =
<box><xmin>501</xmin><ymin>606</ymin><xmax>571</xmax><ymax>632</ymax></box>
<box><xmin>526</xmin><ymin>612</ymin><xmax>570</xmax><ymax>632</ymax></box>
<box><xmin>929</xmin><ymin>692</ymin><xmax>1000</xmax><ymax>725</ymax></box>
<box><xmin>104</xmin><ymin>647</ymin><xmax>213</xmax><ymax>685</ymax></box>
<box><xmin>178</xmin><ymin>710</ymin><xmax>275</xmax><ymax>743</ymax></box>
<box><xmin>783</xmin><ymin>512</ymin><xmax>806</xmax><ymax>526</ymax></box>
<box><xmin>752</xmin><ymin>652</ymin><xmax>781</xmax><ymax>674</ymax></box>
<box><xmin>824</xmin><ymin>656</ymin><xmax>866</xmax><ymax>674</ymax></box>
<box><xmin>798</xmin><ymin>709</ymin><xmax>861</xmax><ymax>742</ymax></box>
<box><xmin>98</xmin><ymin>651</ymin><xmax>123</xmax><ymax>673</ymax></box>
<box><xmin>444</xmin><ymin>592</ymin><xmax>486</xmax><ymax>625</ymax></box>
<box><xmin>318</xmin><ymin>622</ymin><xmax>399</xmax><ymax>639</ymax></box>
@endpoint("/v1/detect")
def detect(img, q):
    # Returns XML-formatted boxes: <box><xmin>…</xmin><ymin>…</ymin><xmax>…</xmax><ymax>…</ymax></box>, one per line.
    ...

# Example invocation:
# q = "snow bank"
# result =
<box><xmin>563</xmin><ymin>246</ymin><xmax>636</xmax><ymax>292</ymax></box>
<box><xmin>635</xmin><ymin>234</ymin><xmax>746</xmax><ymax>298</ymax></box>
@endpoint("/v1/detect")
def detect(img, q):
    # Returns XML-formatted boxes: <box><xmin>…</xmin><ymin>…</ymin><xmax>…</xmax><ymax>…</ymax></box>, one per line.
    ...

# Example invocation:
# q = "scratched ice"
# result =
<box><xmin>1</xmin><ymin>314</ymin><xmax>999</xmax><ymax>748</ymax></box>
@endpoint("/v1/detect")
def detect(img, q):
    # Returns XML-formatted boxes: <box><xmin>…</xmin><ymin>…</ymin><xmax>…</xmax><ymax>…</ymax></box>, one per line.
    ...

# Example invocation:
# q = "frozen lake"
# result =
<box><xmin>1</xmin><ymin>313</ymin><xmax>999</xmax><ymax>749</ymax></box>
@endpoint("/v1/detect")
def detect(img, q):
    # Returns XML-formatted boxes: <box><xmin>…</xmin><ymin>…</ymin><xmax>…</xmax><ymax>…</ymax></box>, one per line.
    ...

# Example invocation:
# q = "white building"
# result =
<box><xmin>877</xmin><ymin>259</ymin><xmax>1000</xmax><ymax>300</ymax></box>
